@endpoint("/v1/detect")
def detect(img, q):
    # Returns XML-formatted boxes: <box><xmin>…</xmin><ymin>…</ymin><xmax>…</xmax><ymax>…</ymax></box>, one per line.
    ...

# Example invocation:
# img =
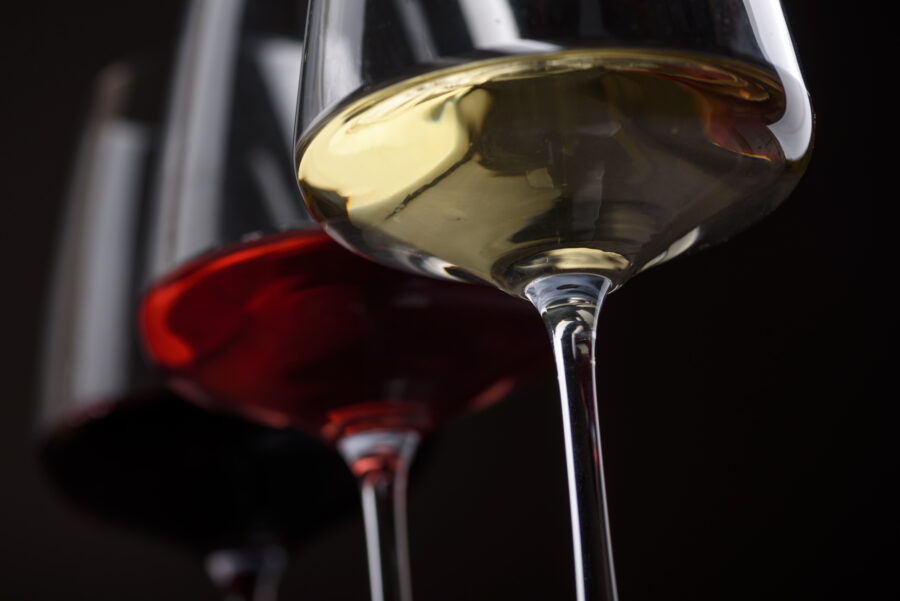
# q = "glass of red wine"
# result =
<box><xmin>294</xmin><ymin>1</ymin><xmax>813</xmax><ymax>600</ymax></box>
<box><xmin>135</xmin><ymin>2</ymin><xmax>552</xmax><ymax>600</ymax></box>
<box><xmin>37</xmin><ymin>55</ymin><xmax>359</xmax><ymax>601</ymax></box>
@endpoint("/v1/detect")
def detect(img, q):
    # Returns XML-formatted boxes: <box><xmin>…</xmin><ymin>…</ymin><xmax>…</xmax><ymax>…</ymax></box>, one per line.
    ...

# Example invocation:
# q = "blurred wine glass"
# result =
<box><xmin>37</xmin><ymin>53</ymin><xmax>357</xmax><ymax>601</ymax></box>
<box><xmin>135</xmin><ymin>2</ymin><xmax>552</xmax><ymax>601</ymax></box>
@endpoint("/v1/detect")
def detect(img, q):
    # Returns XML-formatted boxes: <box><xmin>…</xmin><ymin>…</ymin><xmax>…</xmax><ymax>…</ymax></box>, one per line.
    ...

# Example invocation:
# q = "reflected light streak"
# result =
<box><xmin>744</xmin><ymin>0</ymin><xmax>813</xmax><ymax>161</ymax></box>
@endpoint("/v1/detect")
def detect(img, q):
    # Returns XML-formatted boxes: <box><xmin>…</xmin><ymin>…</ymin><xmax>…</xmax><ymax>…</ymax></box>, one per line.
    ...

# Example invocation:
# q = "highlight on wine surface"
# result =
<box><xmin>294</xmin><ymin>2</ymin><xmax>813</xmax><ymax>600</ymax></box>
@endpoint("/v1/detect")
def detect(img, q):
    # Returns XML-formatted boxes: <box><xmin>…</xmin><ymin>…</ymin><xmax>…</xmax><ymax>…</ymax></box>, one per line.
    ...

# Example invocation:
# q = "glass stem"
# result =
<box><xmin>525</xmin><ymin>273</ymin><xmax>619</xmax><ymax>601</ymax></box>
<box><xmin>205</xmin><ymin>545</ymin><xmax>287</xmax><ymax>601</ymax></box>
<box><xmin>338</xmin><ymin>430</ymin><xmax>420</xmax><ymax>601</ymax></box>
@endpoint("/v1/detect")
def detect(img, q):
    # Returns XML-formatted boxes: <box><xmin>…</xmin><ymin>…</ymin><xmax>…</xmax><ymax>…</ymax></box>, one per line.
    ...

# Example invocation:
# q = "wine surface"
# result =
<box><xmin>139</xmin><ymin>231</ymin><xmax>549</xmax><ymax>440</ymax></box>
<box><xmin>297</xmin><ymin>49</ymin><xmax>812</xmax><ymax>295</ymax></box>
<box><xmin>40</xmin><ymin>391</ymin><xmax>356</xmax><ymax>553</ymax></box>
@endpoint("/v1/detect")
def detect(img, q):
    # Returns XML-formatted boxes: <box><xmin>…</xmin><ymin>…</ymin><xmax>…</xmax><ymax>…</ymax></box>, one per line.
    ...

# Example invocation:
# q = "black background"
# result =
<box><xmin>1</xmin><ymin>1</ymin><xmax>885</xmax><ymax>600</ymax></box>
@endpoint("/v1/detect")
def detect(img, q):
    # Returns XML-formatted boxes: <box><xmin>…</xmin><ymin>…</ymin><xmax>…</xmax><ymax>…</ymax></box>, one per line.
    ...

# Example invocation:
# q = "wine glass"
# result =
<box><xmin>294</xmin><ymin>1</ymin><xmax>814</xmax><ymax>599</ymax></box>
<box><xmin>136</xmin><ymin>1</ymin><xmax>552</xmax><ymax>600</ymax></box>
<box><xmin>37</xmin><ymin>55</ymin><xmax>358</xmax><ymax>601</ymax></box>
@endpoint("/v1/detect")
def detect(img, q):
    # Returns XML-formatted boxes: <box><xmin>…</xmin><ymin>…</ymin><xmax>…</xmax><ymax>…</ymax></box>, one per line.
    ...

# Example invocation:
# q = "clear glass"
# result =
<box><xmin>294</xmin><ymin>1</ymin><xmax>813</xmax><ymax>599</ymax></box>
<box><xmin>36</xmin><ymin>55</ymin><xmax>356</xmax><ymax>601</ymax></box>
<box><xmin>137</xmin><ymin>2</ymin><xmax>552</xmax><ymax>601</ymax></box>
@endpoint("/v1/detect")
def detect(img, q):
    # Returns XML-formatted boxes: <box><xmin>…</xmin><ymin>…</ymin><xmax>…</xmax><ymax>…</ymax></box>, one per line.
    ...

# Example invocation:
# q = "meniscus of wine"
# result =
<box><xmin>297</xmin><ymin>48</ymin><xmax>812</xmax><ymax>296</ymax></box>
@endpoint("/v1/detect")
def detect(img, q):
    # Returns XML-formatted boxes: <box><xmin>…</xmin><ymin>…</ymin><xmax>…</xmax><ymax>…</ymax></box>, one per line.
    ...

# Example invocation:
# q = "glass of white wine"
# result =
<box><xmin>294</xmin><ymin>1</ymin><xmax>813</xmax><ymax>599</ymax></box>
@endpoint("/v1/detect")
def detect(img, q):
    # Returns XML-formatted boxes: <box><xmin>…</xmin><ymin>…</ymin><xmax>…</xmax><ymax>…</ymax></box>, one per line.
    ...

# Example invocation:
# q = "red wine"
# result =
<box><xmin>139</xmin><ymin>231</ymin><xmax>550</xmax><ymax>441</ymax></box>
<box><xmin>39</xmin><ymin>390</ymin><xmax>357</xmax><ymax>554</ymax></box>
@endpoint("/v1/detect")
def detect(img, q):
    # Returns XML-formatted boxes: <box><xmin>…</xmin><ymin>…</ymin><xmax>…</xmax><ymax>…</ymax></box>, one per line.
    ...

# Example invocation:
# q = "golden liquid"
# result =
<box><xmin>297</xmin><ymin>49</ymin><xmax>812</xmax><ymax>296</ymax></box>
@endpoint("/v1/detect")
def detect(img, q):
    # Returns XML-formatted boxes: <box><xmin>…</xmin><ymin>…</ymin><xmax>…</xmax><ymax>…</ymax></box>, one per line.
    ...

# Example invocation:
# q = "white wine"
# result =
<box><xmin>297</xmin><ymin>49</ymin><xmax>812</xmax><ymax>296</ymax></box>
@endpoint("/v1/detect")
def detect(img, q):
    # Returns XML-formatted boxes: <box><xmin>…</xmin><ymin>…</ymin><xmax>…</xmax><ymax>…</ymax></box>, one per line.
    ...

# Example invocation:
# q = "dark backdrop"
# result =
<box><xmin>1</xmin><ymin>1</ymin><xmax>884</xmax><ymax>600</ymax></box>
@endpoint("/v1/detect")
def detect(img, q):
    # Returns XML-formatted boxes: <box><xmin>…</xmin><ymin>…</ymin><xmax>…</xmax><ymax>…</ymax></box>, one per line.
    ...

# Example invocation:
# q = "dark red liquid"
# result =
<box><xmin>39</xmin><ymin>391</ymin><xmax>357</xmax><ymax>554</ymax></box>
<box><xmin>140</xmin><ymin>231</ymin><xmax>550</xmax><ymax>441</ymax></box>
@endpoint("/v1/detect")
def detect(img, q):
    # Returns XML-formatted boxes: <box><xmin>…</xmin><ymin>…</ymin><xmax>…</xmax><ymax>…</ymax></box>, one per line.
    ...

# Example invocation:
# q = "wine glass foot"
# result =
<box><xmin>206</xmin><ymin>545</ymin><xmax>287</xmax><ymax>601</ymax></box>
